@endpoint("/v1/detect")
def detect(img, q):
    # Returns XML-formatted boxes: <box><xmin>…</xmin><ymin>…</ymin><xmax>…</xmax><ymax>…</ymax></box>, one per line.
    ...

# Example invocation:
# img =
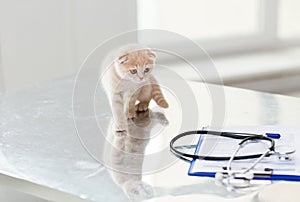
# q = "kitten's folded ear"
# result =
<box><xmin>118</xmin><ymin>53</ymin><xmax>130</xmax><ymax>64</ymax></box>
<box><xmin>147</xmin><ymin>50</ymin><xmax>157</xmax><ymax>60</ymax></box>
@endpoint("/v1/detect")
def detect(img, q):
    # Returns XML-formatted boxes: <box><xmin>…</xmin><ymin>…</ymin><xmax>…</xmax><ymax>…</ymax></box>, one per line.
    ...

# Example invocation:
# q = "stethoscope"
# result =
<box><xmin>170</xmin><ymin>130</ymin><xmax>296</xmax><ymax>190</ymax></box>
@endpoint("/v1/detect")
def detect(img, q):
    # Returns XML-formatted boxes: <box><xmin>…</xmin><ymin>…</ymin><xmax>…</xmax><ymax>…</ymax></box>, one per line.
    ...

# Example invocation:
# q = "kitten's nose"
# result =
<box><xmin>139</xmin><ymin>76</ymin><xmax>143</xmax><ymax>81</ymax></box>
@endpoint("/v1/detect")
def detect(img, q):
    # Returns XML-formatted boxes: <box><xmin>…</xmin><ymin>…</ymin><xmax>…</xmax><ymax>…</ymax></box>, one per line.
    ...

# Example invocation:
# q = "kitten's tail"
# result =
<box><xmin>152</xmin><ymin>84</ymin><xmax>169</xmax><ymax>108</ymax></box>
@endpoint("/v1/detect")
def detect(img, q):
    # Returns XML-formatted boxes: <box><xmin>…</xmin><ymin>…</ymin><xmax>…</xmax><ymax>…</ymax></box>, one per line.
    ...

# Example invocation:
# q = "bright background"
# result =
<box><xmin>0</xmin><ymin>1</ymin><xmax>300</xmax><ymax>201</ymax></box>
<box><xmin>0</xmin><ymin>0</ymin><xmax>300</xmax><ymax>97</ymax></box>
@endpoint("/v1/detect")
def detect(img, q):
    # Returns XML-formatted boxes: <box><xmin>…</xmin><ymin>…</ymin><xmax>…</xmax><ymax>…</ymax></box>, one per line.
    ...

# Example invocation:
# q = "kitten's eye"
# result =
<box><xmin>130</xmin><ymin>69</ymin><xmax>137</xmax><ymax>74</ymax></box>
<box><xmin>144</xmin><ymin>68</ymin><xmax>150</xmax><ymax>73</ymax></box>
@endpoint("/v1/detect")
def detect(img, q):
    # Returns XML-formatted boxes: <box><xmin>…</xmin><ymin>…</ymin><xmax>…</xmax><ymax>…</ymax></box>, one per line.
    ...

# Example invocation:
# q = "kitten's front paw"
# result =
<box><xmin>135</xmin><ymin>102</ymin><xmax>149</xmax><ymax>112</ymax></box>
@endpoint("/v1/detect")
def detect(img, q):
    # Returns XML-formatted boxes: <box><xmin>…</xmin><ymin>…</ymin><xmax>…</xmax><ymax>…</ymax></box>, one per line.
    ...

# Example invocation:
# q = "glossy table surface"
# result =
<box><xmin>0</xmin><ymin>76</ymin><xmax>300</xmax><ymax>202</ymax></box>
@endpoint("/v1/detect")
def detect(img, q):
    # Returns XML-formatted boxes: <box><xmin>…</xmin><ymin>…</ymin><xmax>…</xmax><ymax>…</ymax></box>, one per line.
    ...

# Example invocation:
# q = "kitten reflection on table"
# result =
<box><xmin>103</xmin><ymin>110</ymin><xmax>168</xmax><ymax>202</ymax></box>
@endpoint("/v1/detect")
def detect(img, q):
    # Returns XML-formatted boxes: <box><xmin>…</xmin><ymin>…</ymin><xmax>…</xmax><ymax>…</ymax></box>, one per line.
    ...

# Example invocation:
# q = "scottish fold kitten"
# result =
<box><xmin>101</xmin><ymin>44</ymin><xmax>168</xmax><ymax>136</ymax></box>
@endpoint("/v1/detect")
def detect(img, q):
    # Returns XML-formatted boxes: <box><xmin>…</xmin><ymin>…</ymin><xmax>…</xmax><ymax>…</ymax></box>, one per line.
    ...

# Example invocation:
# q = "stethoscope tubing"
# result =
<box><xmin>170</xmin><ymin>130</ymin><xmax>275</xmax><ymax>162</ymax></box>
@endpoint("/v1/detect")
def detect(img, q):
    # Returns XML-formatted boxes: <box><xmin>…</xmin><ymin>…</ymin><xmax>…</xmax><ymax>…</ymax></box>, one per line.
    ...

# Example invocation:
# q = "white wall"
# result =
<box><xmin>0</xmin><ymin>0</ymin><xmax>137</xmax><ymax>92</ymax></box>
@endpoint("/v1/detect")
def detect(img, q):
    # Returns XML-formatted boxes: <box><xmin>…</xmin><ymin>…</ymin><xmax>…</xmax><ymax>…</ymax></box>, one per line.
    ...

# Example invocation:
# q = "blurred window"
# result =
<box><xmin>278</xmin><ymin>0</ymin><xmax>300</xmax><ymax>38</ymax></box>
<box><xmin>137</xmin><ymin>0</ymin><xmax>300</xmax><ymax>54</ymax></box>
<box><xmin>138</xmin><ymin>0</ymin><xmax>260</xmax><ymax>40</ymax></box>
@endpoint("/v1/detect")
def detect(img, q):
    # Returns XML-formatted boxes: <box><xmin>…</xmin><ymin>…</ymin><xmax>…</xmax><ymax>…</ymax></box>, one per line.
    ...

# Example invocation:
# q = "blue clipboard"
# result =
<box><xmin>188</xmin><ymin>127</ymin><xmax>300</xmax><ymax>182</ymax></box>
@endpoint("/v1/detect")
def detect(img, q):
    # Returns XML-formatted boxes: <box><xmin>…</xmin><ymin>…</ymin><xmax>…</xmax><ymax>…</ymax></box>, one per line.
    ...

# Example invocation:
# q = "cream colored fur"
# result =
<box><xmin>101</xmin><ymin>44</ymin><xmax>168</xmax><ymax>136</ymax></box>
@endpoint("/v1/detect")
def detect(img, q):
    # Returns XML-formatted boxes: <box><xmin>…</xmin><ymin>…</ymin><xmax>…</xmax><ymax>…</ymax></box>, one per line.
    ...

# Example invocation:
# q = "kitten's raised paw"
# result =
<box><xmin>158</xmin><ymin>100</ymin><xmax>169</xmax><ymax>108</ymax></box>
<box><xmin>135</xmin><ymin>102</ymin><xmax>149</xmax><ymax>112</ymax></box>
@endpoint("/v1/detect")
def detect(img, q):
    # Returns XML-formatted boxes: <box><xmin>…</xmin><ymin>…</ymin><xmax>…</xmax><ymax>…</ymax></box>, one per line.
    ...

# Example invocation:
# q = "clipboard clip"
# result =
<box><xmin>215</xmin><ymin>168</ymin><xmax>273</xmax><ymax>191</ymax></box>
<box><xmin>217</xmin><ymin>167</ymin><xmax>273</xmax><ymax>179</ymax></box>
